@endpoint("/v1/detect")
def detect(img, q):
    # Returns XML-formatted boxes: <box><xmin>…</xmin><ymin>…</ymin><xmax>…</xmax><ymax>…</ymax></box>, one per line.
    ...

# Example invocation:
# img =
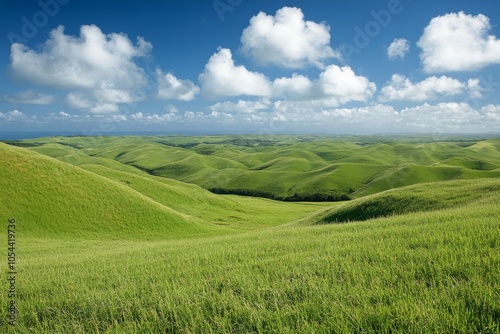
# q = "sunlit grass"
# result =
<box><xmin>0</xmin><ymin>136</ymin><xmax>499</xmax><ymax>333</ymax></box>
<box><xmin>1</xmin><ymin>201</ymin><xmax>498</xmax><ymax>333</ymax></box>
<box><xmin>15</xmin><ymin>135</ymin><xmax>500</xmax><ymax>199</ymax></box>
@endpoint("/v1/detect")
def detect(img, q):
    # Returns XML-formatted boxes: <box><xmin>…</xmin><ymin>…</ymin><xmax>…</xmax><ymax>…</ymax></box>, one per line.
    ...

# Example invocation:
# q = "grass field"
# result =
<box><xmin>7</xmin><ymin>135</ymin><xmax>500</xmax><ymax>201</ymax></box>
<box><xmin>1</xmin><ymin>135</ymin><xmax>499</xmax><ymax>333</ymax></box>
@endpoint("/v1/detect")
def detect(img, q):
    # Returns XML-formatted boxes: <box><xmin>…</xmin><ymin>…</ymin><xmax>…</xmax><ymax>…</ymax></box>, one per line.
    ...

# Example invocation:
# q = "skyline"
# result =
<box><xmin>1</xmin><ymin>0</ymin><xmax>500</xmax><ymax>136</ymax></box>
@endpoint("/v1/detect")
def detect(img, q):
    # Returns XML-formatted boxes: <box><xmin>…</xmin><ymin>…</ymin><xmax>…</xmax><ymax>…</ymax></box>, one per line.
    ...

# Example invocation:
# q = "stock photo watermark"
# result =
<box><xmin>7</xmin><ymin>218</ymin><xmax>17</xmax><ymax>327</ymax></box>
<box><xmin>340</xmin><ymin>0</ymin><xmax>410</xmax><ymax>61</ymax></box>
<box><xmin>213</xmin><ymin>0</ymin><xmax>243</xmax><ymax>21</ymax></box>
<box><xmin>7</xmin><ymin>0</ymin><xmax>70</xmax><ymax>44</ymax></box>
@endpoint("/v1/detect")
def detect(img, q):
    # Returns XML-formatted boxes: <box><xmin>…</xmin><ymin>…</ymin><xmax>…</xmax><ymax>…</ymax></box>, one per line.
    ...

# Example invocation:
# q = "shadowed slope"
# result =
<box><xmin>292</xmin><ymin>178</ymin><xmax>500</xmax><ymax>225</ymax></box>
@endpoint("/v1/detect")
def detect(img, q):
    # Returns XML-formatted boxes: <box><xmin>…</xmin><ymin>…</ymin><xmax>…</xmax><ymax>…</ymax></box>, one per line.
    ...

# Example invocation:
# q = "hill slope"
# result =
<box><xmin>8</xmin><ymin>135</ymin><xmax>500</xmax><ymax>201</ymax></box>
<box><xmin>4</xmin><ymin>180</ymin><xmax>499</xmax><ymax>333</ymax></box>
<box><xmin>0</xmin><ymin>142</ymin><xmax>213</xmax><ymax>239</ymax></box>
<box><xmin>0</xmin><ymin>143</ymin><xmax>326</xmax><ymax>239</ymax></box>
<box><xmin>292</xmin><ymin>178</ymin><xmax>500</xmax><ymax>225</ymax></box>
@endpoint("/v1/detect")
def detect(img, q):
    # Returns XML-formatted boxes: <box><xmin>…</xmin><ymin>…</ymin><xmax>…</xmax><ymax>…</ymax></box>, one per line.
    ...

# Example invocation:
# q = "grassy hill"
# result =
<box><xmin>0</xmin><ymin>142</ymin><xmax>327</xmax><ymax>239</ymax></box>
<box><xmin>0</xmin><ymin>135</ymin><xmax>499</xmax><ymax>333</ymax></box>
<box><xmin>7</xmin><ymin>135</ymin><xmax>500</xmax><ymax>201</ymax></box>
<box><xmin>2</xmin><ymin>178</ymin><xmax>498</xmax><ymax>333</ymax></box>
<box><xmin>291</xmin><ymin>178</ymin><xmax>500</xmax><ymax>225</ymax></box>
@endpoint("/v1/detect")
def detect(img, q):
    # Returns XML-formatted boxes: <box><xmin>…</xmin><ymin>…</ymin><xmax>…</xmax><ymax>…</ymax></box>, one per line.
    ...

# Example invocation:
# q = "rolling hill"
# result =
<box><xmin>7</xmin><ymin>135</ymin><xmax>500</xmax><ymax>201</ymax></box>
<box><xmin>291</xmin><ymin>178</ymin><xmax>500</xmax><ymax>225</ymax></box>
<box><xmin>0</xmin><ymin>142</ymin><xmax>327</xmax><ymax>239</ymax></box>
<box><xmin>0</xmin><ymin>135</ymin><xmax>499</xmax><ymax>333</ymax></box>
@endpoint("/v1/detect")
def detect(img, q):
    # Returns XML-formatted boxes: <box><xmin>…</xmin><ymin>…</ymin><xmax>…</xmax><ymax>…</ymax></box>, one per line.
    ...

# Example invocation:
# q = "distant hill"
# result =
<box><xmin>0</xmin><ymin>142</ymin><xmax>325</xmax><ymax>239</ymax></box>
<box><xmin>7</xmin><ymin>135</ymin><xmax>500</xmax><ymax>201</ymax></box>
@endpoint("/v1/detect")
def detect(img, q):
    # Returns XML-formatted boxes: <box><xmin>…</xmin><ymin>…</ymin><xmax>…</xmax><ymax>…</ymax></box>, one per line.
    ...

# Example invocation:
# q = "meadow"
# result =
<box><xmin>0</xmin><ymin>135</ymin><xmax>499</xmax><ymax>333</ymax></box>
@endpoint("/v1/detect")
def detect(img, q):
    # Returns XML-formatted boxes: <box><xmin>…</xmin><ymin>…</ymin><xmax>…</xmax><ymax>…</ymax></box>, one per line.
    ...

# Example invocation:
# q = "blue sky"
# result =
<box><xmin>1</xmin><ymin>0</ymin><xmax>500</xmax><ymax>136</ymax></box>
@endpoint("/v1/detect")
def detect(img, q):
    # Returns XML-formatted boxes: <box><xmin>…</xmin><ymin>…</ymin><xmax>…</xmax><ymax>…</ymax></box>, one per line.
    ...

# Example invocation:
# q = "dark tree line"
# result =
<box><xmin>208</xmin><ymin>188</ymin><xmax>350</xmax><ymax>202</ymax></box>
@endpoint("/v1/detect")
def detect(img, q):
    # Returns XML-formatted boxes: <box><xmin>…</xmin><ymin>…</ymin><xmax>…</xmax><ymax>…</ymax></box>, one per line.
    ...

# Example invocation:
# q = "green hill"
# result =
<box><xmin>3</xmin><ymin>175</ymin><xmax>499</xmax><ymax>333</ymax></box>
<box><xmin>0</xmin><ymin>142</ymin><xmax>212</xmax><ymax>239</ymax></box>
<box><xmin>9</xmin><ymin>135</ymin><xmax>499</xmax><ymax>201</ymax></box>
<box><xmin>0</xmin><ymin>142</ymin><xmax>327</xmax><ymax>239</ymax></box>
<box><xmin>292</xmin><ymin>178</ymin><xmax>500</xmax><ymax>225</ymax></box>
<box><xmin>0</xmin><ymin>135</ymin><xmax>499</xmax><ymax>333</ymax></box>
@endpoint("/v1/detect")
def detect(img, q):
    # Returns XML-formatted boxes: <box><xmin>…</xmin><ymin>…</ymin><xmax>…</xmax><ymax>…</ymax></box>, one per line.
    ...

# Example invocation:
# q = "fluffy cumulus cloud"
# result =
<box><xmin>66</xmin><ymin>92</ymin><xmax>94</xmax><ymax>109</ymax></box>
<box><xmin>156</xmin><ymin>69</ymin><xmax>199</xmax><ymax>101</ymax></box>
<box><xmin>10</xmin><ymin>25</ymin><xmax>152</xmax><ymax>113</ymax></box>
<box><xmin>379</xmin><ymin>74</ymin><xmax>483</xmax><ymax>102</ymax></box>
<box><xmin>199</xmin><ymin>59</ymin><xmax>375</xmax><ymax>105</ymax></box>
<box><xmin>466</xmin><ymin>79</ymin><xmax>485</xmax><ymax>99</ymax></box>
<box><xmin>0</xmin><ymin>110</ymin><xmax>25</xmax><ymax>121</ymax></box>
<box><xmin>418</xmin><ymin>12</ymin><xmax>500</xmax><ymax>72</ymax></box>
<box><xmin>88</xmin><ymin>102</ymin><xmax>119</xmax><ymax>114</ymax></box>
<box><xmin>480</xmin><ymin>104</ymin><xmax>500</xmax><ymax>121</ymax></box>
<box><xmin>210</xmin><ymin>99</ymin><xmax>271</xmax><ymax>114</ymax></box>
<box><xmin>387</xmin><ymin>38</ymin><xmax>410</xmax><ymax>60</ymax></box>
<box><xmin>199</xmin><ymin>48</ymin><xmax>272</xmax><ymax>97</ymax></box>
<box><xmin>317</xmin><ymin>65</ymin><xmax>376</xmax><ymax>105</ymax></box>
<box><xmin>2</xmin><ymin>90</ymin><xmax>54</xmax><ymax>105</ymax></box>
<box><xmin>10</xmin><ymin>25</ymin><xmax>151</xmax><ymax>89</ymax></box>
<box><xmin>272</xmin><ymin>74</ymin><xmax>313</xmax><ymax>98</ymax></box>
<box><xmin>241</xmin><ymin>7</ymin><xmax>340</xmax><ymax>68</ymax></box>
<box><xmin>199</xmin><ymin>47</ymin><xmax>365</xmax><ymax>102</ymax></box>
<box><xmin>269</xmin><ymin>103</ymin><xmax>395</xmax><ymax>126</ymax></box>
<box><xmin>130</xmin><ymin>111</ymin><xmax>181</xmax><ymax>123</ymax></box>
<box><xmin>65</xmin><ymin>89</ymin><xmax>135</xmax><ymax>114</ymax></box>
<box><xmin>268</xmin><ymin>102</ymin><xmax>498</xmax><ymax>131</ymax></box>
<box><xmin>398</xmin><ymin>102</ymin><xmax>481</xmax><ymax>128</ymax></box>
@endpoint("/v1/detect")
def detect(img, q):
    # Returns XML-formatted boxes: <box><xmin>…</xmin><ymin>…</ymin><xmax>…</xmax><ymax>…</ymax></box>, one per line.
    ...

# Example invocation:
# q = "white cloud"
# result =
<box><xmin>165</xmin><ymin>105</ymin><xmax>180</xmax><ymax>113</ymax></box>
<box><xmin>65</xmin><ymin>91</ymin><xmax>121</xmax><ymax>114</ymax></box>
<box><xmin>66</xmin><ymin>92</ymin><xmax>93</xmax><ymax>109</ymax></box>
<box><xmin>267</xmin><ymin>101</ymin><xmax>498</xmax><ymax>131</ymax></box>
<box><xmin>0</xmin><ymin>110</ymin><xmax>25</xmax><ymax>121</ymax></box>
<box><xmin>270</xmin><ymin>65</ymin><xmax>376</xmax><ymax>106</ymax></box>
<box><xmin>269</xmin><ymin>103</ymin><xmax>395</xmax><ymax>125</ymax></box>
<box><xmin>480</xmin><ymin>104</ymin><xmax>500</xmax><ymax>121</ymax></box>
<box><xmin>10</xmin><ymin>25</ymin><xmax>151</xmax><ymax>113</ymax></box>
<box><xmin>10</xmin><ymin>25</ymin><xmax>151</xmax><ymax>89</ymax></box>
<box><xmin>93</xmin><ymin>82</ymin><xmax>143</xmax><ymax>104</ymax></box>
<box><xmin>131</xmin><ymin>111</ymin><xmax>203</xmax><ymax>123</ymax></box>
<box><xmin>241</xmin><ymin>6</ymin><xmax>340</xmax><ymax>68</ymax></box>
<box><xmin>199</xmin><ymin>48</ymin><xmax>272</xmax><ymax>97</ymax></box>
<box><xmin>66</xmin><ymin>91</ymin><xmax>121</xmax><ymax>114</ymax></box>
<box><xmin>418</xmin><ymin>12</ymin><xmax>500</xmax><ymax>72</ymax></box>
<box><xmin>65</xmin><ymin>85</ymin><xmax>142</xmax><ymax>113</ymax></box>
<box><xmin>398</xmin><ymin>102</ymin><xmax>481</xmax><ymax>128</ymax></box>
<box><xmin>466</xmin><ymin>79</ymin><xmax>485</xmax><ymax>99</ymax></box>
<box><xmin>317</xmin><ymin>65</ymin><xmax>376</xmax><ymax>105</ymax></box>
<box><xmin>156</xmin><ymin>69</ymin><xmax>199</xmax><ymax>101</ymax></box>
<box><xmin>317</xmin><ymin>104</ymin><xmax>396</xmax><ymax>124</ymax></box>
<box><xmin>379</xmin><ymin>74</ymin><xmax>469</xmax><ymax>102</ymax></box>
<box><xmin>387</xmin><ymin>38</ymin><xmax>410</xmax><ymax>60</ymax></box>
<box><xmin>89</xmin><ymin>103</ymin><xmax>119</xmax><ymax>114</ymax></box>
<box><xmin>272</xmin><ymin>74</ymin><xmax>312</xmax><ymax>98</ymax></box>
<box><xmin>2</xmin><ymin>90</ymin><xmax>55</xmax><ymax>105</ymax></box>
<box><xmin>210</xmin><ymin>99</ymin><xmax>271</xmax><ymax>114</ymax></box>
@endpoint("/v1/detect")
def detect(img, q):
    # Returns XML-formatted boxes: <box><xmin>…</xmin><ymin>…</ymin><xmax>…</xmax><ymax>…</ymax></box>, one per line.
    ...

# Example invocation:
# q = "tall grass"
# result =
<box><xmin>1</xmin><ymin>201</ymin><xmax>498</xmax><ymax>333</ymax></box>
<box><xmin>0</xmin><ymin>136</ymin><xmax>499</xmax><ymax>333</ymax></box>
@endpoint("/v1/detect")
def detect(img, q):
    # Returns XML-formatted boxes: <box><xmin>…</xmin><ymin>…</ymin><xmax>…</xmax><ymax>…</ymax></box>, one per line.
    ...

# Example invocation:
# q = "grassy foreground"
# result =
<box><xmin>0</xmin><ymin>136</ymin><xmax>499</xmax><ymax>333</ymax></box>
<box><xmin>3</xmin><ymin>199</ymin><xmax>499</xmax><ymax>333</ymax></box>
